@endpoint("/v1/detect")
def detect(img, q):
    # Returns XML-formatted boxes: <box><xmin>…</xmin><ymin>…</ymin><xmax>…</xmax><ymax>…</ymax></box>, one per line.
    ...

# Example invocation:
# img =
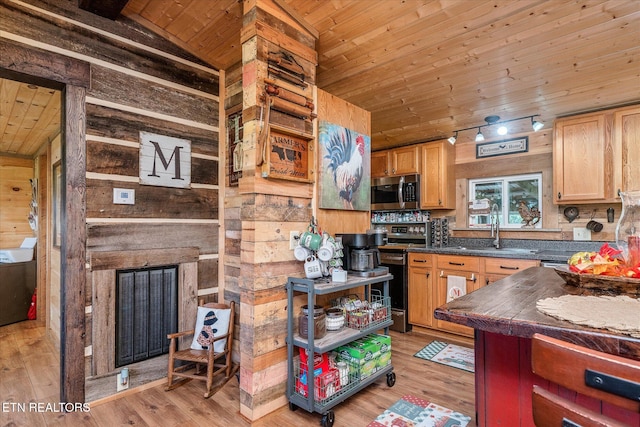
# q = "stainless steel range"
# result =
<box><xmin>371</xmin><ymin>222</ymin><xmax>429</xmax><ymax>332</ymax></box>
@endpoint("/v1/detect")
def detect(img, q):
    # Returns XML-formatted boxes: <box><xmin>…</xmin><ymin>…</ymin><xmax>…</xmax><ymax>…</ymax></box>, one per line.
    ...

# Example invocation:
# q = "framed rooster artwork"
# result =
<box><xmin>318</xmin><ymin>121</ymin><xmax>371</xmax><ymax>211</ymax></box>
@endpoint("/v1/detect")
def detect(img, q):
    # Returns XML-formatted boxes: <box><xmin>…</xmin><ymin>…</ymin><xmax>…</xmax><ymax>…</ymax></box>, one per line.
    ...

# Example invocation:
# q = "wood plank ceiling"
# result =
<box><xmin>2</xmin><ymin>0</ymin><xmax>639</xmax><ymax>157</ymax></box>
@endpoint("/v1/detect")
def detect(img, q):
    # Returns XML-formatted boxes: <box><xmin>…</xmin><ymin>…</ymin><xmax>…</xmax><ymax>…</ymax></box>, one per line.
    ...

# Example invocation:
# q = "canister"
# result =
<box><xmin>299</xmin><ymin>305</ymin><xmax>326</xmax><ymax>339</ymax></box>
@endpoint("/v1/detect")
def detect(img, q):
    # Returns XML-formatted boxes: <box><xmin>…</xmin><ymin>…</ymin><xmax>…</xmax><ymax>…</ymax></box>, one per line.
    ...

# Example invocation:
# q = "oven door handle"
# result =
<box><xmin>379</xmin><ymin>255</ymin><xmax>405</xmax><ymax>265</ymax></box>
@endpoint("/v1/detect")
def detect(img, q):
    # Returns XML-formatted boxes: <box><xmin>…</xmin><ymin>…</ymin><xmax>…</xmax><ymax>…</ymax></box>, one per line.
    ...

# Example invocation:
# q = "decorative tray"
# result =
<box><xmin>554</xmin><ymin>266</ymin><xmax>640</xmax><ymax>295</ymax></box>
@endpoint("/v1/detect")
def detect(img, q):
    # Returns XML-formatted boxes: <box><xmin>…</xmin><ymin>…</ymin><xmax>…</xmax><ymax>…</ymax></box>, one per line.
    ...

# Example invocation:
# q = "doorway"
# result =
<box><xmin>1</xmin><ymin>39</ymin><xmax>90</xmax><ymax>403</ymax></box>
<box><xmin>0</xmin><ymin>73</ymin><xmax>62</xmax><ymax>392</ymax></box>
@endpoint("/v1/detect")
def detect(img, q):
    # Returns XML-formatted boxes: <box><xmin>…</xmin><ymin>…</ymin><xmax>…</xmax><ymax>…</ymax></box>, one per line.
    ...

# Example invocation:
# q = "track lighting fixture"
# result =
<box><xmin>531</xmin><ymin>117</ymin><xmax>544</xmax><ymax>131</ymax></box>
<box><xmin>446</xmin><ymin>114</ymin><xmax>543</xmax><ymax>144</ymax></box>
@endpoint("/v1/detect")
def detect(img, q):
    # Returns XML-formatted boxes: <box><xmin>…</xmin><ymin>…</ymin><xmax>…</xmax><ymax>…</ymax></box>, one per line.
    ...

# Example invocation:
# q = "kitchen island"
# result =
<box><xmin>434</xmin><ymin>266</ymin><xmax>640</xmax><ymax>426</ymax></box>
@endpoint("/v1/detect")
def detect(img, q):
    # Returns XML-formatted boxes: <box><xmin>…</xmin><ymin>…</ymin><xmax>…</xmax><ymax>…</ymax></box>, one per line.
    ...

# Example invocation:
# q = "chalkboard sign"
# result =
<box><xmin>263</xmin><ymin>128</ymin><xmax>313</xmax><ymax>182</ymax></box>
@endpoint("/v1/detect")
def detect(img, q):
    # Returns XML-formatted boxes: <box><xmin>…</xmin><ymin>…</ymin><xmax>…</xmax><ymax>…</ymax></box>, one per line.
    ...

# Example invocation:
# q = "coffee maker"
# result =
<box><xmin>337</xmin><ymin>232</ymin><xmax>389</xmax><ymax>277</ymax></box>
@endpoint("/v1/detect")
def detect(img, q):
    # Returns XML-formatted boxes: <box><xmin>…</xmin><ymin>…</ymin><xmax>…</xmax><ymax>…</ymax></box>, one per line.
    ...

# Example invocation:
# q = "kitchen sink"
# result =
<box><xmin>454</xmin><ymin>246</ymin><xmax>538</xmax><ymax>254</ymax></box>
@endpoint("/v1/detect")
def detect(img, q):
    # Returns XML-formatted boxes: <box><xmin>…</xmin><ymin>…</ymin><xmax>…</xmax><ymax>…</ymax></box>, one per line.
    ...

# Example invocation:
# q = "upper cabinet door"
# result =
<box><xmin>553</xmin><ymin>113</ymin><xmax>610</xmax><ymax>203</ymax></box>
<box><xmin>390</xmin><ymin>145</ymin><xmax>419</xmax><ymax>176</ymax></box>
<box><xmin>614</xmin><ymin>106</ymin><xmax>640</xmax><ymax>193</ymax></box>
<box><xmin>420</xmin><ymin>140</ymin><xmax>455</xmax><ymax>209</ymax></box>
<box><xmin>371</xmin><ymin>151</ymin><xmax>390</xmax><ymax>178</ymax></box>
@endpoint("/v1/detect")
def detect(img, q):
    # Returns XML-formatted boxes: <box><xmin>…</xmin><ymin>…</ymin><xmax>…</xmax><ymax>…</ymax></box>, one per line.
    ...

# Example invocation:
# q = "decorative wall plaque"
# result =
<box><xmin>139</xmin><ymin>131</ymin><xmax>191</xmax><ymax>188</ymax></box>
<box><xmin>263</xmin><ymin>128</ymin><xmax>313</xmax><ymax>182</ymax></box>
<box><xmin>476</xmin><ymin>137</ymin><xmax>528</xmax><ymax>159</ymax></box>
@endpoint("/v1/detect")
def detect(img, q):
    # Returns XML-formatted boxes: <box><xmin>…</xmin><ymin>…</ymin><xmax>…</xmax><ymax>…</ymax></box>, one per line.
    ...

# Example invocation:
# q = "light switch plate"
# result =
<box><xmin>113</xmin><ymin>188</ymin><xmax>135</xmax><ymax>205</ymax></box>
<box><xmin>573</xmin><ymin>227</ymin><xmax>591</xmax><ymax>241</ymax></box>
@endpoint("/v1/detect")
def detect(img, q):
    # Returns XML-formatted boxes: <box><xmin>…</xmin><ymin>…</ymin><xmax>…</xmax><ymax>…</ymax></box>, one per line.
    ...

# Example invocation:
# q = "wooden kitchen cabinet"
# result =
<box><xmin>371</xmin><ymin>145</ymin><xmax>420</xmax><ymax>178</ymax></box>
<box><xmin>484</xmin><ymin>257</ymin><xmax>539</xmax><ymax>286</ymax></box>
<box><xmin>407</xmin><ymin>253</ymin><xmax>434</xmax><ymax>327</ymax></box>
<box><xmin>553</xmin><ymin>112</ymin><xmax>611</xmax><ymax>203</ymax></box>
<box><xmin>553</xmin><ymin>104</ymin><xmax>640</xmax><ymax>204</ymax></box>
<box><xmin>435</xmin><ymin>255</ymin><xmax>482</xmax><ymax>337</ymax></box>
<box><xmin>420</xmin><ymin>140</ymin><xmax>455</xmax><ymax>209</ymax></box>
<box><xmin>371</xmin><ymin>150</ymin><xmax>391</xmax><ymax>178</ymax></box>
<box><xmin>613</xmin><ymin>105</ymin><xmax>640</xmax><ymax>194</ymax></box>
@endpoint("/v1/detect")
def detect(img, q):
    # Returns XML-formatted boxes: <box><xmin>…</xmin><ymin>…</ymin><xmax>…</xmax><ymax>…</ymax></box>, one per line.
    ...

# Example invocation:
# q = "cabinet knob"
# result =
<box><xmin>558</xmin><ymin>192</ymin><xmax>562</xmax><ymax>199</ymax></box>
<box><xmin>392</xmin><ymin>168</ymin><xmax>396</xmax><ymax>174</ymax></box>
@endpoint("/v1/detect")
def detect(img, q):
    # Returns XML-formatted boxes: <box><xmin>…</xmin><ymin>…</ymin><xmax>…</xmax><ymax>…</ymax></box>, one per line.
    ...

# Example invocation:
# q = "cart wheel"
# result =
<box><xmin>288</xmin><ymin>402</ymin><xmax>297</xmax><ymax>411</ymax></box>
<box><xmin>386</xmin><ymin>371</ymin><xmax>396</xmax><ymax>387</ymax></box>
<box><xmin>321</xmin><ymin>410</ymin><xmax>335</xmax><ymax>427</ymax></box>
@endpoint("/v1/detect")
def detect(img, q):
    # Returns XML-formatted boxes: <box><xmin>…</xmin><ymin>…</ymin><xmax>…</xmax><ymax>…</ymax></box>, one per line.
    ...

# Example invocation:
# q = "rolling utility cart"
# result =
<box><xmin>286</xmin><ymin>274</ymin><xmax>396</xmax><ymax>427</ymax></box>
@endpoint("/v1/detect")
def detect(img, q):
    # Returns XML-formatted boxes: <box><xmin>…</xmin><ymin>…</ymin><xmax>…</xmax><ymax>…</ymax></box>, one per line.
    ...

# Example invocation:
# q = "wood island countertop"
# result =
<box><xmin>434</xmin><ymin>266</ymin><xmax>640</xmax><ymax>361</ymax></box>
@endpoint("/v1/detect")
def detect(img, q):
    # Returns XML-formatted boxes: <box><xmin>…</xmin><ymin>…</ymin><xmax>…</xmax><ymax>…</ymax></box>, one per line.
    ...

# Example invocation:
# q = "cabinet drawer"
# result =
<box><xmin>436</xmin><ymin>254</ymin><xmax>480</xmax><ymax>272</ymax></box>
<box><xmin>484</xmin><ymin>258</ymin><xmax>538</xmax><ymax>274</ymax></box>
<box><xmin>409</xmin><ymin>252</ymin><xmax>432</xmax><ymax>267</ymax></box>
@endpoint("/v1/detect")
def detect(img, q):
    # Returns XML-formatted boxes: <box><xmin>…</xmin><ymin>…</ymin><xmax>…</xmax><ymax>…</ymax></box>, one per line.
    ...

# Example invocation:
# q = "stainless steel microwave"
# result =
<box><xmin>371</xmin><ymin>174</ymin><xmax>420</xmax><ymax>210</ymax></box>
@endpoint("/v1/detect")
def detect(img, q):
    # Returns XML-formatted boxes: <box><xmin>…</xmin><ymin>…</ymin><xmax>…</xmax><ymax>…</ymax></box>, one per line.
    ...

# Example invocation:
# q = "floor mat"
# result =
<box><xmin>414</xmin><ymin>340</ymin><xmax>474</xmax><ymax>373</ymax></box>
<box><xmin>367</xmin><ymin>394</ymin><xmax>471</xmax><ymax>427</ymax></box>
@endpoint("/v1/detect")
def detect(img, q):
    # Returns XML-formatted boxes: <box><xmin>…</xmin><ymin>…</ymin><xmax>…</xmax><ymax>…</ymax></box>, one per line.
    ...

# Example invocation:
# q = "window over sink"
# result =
<box><xmin>468</xmin><ymin>173</ymin><xmax>542</xmax><ymax>229</ymax></box>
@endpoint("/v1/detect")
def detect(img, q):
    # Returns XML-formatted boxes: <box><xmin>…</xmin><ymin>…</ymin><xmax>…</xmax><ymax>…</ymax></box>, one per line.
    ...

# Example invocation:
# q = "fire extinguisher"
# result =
<box><xmin>27</xmin><ymin>289</ymin><xmax>37</xmax><ymax>320</ymax></box>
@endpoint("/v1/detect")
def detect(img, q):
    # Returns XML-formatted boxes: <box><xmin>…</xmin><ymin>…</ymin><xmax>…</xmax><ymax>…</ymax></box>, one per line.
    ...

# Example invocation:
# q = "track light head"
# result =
<box><xmin>497</xmin><ymin>126</ymin><xmax>508</xmax><ymax>135</ymax></box>
<box><xmin>531</xmin><ymin>117</ymin><xmax>544</xmax><ymax>131</ymax></box>
<box><xmin>447</xmin><ymin>132</ymin><xmax>457</xmax><ymax>145</ymax></box>
<box><xmin>475</xmin><ymin>128</ymin><xmax>485</xmax><ymax>142</ymax></box>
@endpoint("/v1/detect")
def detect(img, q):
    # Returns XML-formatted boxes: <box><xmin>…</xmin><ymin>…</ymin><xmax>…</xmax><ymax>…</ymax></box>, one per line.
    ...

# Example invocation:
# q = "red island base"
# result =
<box><xmin>474</xmin><ymin>331</ymin><xmax>640</xmax><ymax>426</ymax></box>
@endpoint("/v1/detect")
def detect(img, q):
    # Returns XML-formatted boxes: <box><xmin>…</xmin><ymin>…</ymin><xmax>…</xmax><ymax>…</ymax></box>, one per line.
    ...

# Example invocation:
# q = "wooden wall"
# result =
<box><xmin>0</xmin><ymin>156</ymin><xmax>34</xmax><ymax>248</ymax></box>
<box><xmin>1</xmin><ymin>0</ymin><xmax>220</xmax><ymax>402</ymax></box>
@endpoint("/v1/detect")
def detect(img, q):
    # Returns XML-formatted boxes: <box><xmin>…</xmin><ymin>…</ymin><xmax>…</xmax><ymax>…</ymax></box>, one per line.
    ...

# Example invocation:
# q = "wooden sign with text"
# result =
<box><xmin>263</xmin><ymin>128</ymin><xmax>313</xmax><ymax>182</ymax></box>
<box><xmin>139</xmin><ymin>131</ymin><xmax>191</xmax><ymax>189</ymax></box>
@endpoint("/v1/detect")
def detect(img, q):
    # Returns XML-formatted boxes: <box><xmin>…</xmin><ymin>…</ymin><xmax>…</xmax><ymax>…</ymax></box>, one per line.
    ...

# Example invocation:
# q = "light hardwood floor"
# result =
<box><xmin>0</xmin><ymin>320</ymin><xmax>475</xmax><ymax>426</ymax></box>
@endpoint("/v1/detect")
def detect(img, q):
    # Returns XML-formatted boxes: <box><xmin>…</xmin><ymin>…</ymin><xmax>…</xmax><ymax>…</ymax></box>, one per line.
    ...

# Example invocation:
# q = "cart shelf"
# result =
<box><xmin>286</xmin><ymin>274</ymin><xmax>396</xmax><ymax>427</ymax></box>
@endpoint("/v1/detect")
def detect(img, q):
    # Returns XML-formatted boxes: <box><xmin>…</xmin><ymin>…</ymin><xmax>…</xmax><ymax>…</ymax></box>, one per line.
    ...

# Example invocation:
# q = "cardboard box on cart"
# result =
<box><xmin>336</xmin><ymin>338</ymin><xmax>380</xmax><ymax>380</ymax></box>
<box><xmin>364</xmin><ymin>333</ymin><xmax>391</xmax><ymax>369</ymax></box>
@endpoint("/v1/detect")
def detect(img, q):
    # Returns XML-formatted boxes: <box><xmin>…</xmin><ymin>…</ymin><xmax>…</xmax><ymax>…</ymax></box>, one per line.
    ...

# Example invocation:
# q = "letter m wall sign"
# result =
<box><xmin>139</xmin><ymin>131</ymin><xmax>191</xmax><ymax>189</ymax></box>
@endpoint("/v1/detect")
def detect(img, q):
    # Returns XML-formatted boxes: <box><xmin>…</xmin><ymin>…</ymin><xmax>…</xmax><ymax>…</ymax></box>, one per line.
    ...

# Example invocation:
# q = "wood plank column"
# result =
<box><xmin>237</xmin><ymin>0</ymin><xmax>318</xmax><ymax>420</ymax></box>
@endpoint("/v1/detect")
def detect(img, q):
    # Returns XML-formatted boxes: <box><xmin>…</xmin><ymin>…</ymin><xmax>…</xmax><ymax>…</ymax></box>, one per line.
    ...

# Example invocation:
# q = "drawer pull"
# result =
<box><xmin>499</xmin><ymin>265</ymin><xmax>520</xmax><ymax>270</ymax></box>
<box><xmin>448</xmin><ymin>261</ymin><xmax>465</xmax><ymax>266</ymax></box>
<box><xmin>439</xmin><ymin>271</ymin><xmax>476</xmax><ymax>282</ymax></box>
<box><xmin>413</xmin><ymin>259</ymin><xmax>428</xmax><ymax>263</ymax></box>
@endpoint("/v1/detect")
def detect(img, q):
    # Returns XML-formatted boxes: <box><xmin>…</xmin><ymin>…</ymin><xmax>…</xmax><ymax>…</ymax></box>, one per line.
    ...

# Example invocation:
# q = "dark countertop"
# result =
<box><xmin>407</xmin><ymin>238</ymin><xmax>608</xmax><ymax>263</ymax></box>
<box><xmin>433</xmin><ymin>266</ymin><xmax>640</xmax><ymax>361</ymax></box>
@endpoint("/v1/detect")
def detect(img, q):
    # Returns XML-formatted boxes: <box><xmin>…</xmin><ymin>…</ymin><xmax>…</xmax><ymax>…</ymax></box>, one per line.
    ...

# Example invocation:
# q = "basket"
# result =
<box><xmin>350</xmin><ymin>290</ymin><xmax>390</xmax><ymax>330</ymax></box>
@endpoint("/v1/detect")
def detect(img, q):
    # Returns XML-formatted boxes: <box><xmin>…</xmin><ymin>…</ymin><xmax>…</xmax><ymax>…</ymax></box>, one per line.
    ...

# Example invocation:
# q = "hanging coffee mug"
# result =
<box><xmin>300</xmin><ymin>231</ymin><xmax>322</xmax><ymax>251</ymax></box>
<box><xmin>304</xmin><ymin>256</ymin><xmax>322</xmax><ymax>279</ymax></box>
<box><xmin>294</xmin><ymin>244</ymin><xmax>312</xmax><ymax>261</ymax></box>
<box><xmin>317</xmin><ymin>242</ymin><xmax>335</xmax><ymax>261</ymax></box>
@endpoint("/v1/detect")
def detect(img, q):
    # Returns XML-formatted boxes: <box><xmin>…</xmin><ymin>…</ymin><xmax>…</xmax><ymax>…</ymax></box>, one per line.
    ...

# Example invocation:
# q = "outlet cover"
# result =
<box><xmin>289</xmin><ymin>231</ymin><xmax>300</xmax><ymax>250</ymax></box>
<box><xmin>573</xmin><ymin>227</ymin><xmax>592</xmax><ymax>241</ymax></box>
<box><xmin>117</xmin><ymin>373</ymin><xmax>129</xmax><ymax>392</ymax></box>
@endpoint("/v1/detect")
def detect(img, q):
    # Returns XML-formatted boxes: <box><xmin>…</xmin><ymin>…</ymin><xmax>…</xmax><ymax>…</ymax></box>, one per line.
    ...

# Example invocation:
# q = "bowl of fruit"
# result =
<box><xmin>554</xmin><ymin>243</ymin><xmax>640</xmax><ymax>295</ymax></box>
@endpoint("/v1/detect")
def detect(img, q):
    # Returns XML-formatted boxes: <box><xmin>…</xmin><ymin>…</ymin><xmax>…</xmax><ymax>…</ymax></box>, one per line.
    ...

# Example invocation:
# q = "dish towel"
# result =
<box><xmin>446</xmin><ymin>275</ymin><xmax>467</xmax><ymax>302</ymax></box>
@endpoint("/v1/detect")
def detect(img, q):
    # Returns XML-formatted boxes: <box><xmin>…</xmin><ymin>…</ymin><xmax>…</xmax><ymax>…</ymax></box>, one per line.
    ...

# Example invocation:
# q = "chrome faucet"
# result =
<box><xmin>490</xmin><ymin>203</ymin><xmax>500</xmax><ymax>249</ymax></box>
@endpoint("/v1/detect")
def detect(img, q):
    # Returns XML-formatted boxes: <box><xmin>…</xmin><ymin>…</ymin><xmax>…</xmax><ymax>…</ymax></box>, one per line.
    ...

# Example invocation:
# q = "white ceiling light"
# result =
<box><xmin>532</xmin><ymin>117</ymin><xmax>544</xmax><ymax>131</ymax></box>
<box><xmin>497</xmin><ymin>126</ymin><xmax>508</xmax><ymax>135</ymax></box>
<box><xmin>475</xmin><ymin>128</ymin><xmax>485</xmax><ymax>142</ymax></box>
<box><xmin>447</xmin><ymin>132</ymin><xmax>458</xmax><ymax>145</ymax></box>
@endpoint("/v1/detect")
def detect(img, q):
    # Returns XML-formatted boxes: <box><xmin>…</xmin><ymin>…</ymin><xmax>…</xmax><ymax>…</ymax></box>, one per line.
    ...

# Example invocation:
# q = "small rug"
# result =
<box><xmin>414</xmin><ymin>341</ymin><xmax>474</xmax><ymax>373</ymax></box>
<box><xmin>367</xmin><ymin>394</ymin><xmax>471</xmax><ymax>427</ymax></box>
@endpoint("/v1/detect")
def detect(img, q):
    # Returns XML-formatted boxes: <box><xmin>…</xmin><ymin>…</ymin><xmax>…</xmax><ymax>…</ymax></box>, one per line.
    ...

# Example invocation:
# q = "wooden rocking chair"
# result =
<box><xmin>166</xmin><ymin>301</ymin><xmax>235</xmax><ymax>398</ymax></box>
